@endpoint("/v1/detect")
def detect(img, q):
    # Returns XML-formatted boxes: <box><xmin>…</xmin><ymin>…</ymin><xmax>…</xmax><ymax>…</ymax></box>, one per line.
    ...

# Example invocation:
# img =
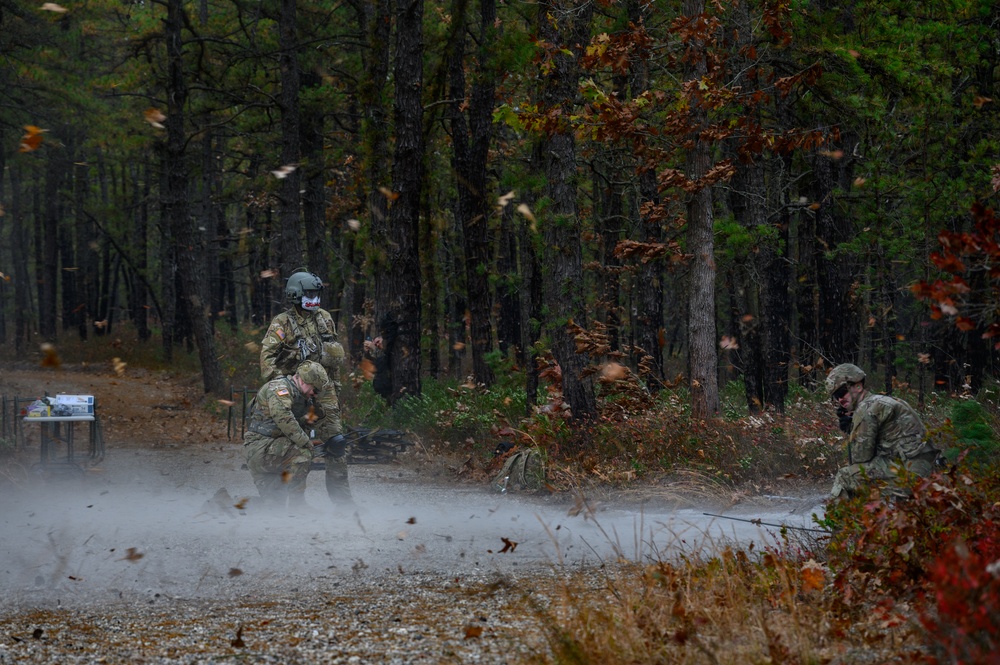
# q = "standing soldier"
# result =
<box><xmin>244</xmin><ymin>361</ymin><xmax>337</xmax><ymax>512</ymax></box>
<box><xmin>260</xmin><ymin>270</ymin><xmax>353</xmax><ymax>509</ymax></box>
<box><xmin>827</xmin><ymin>363</ymin><xmax>941</xmax><ymax>498</ymax></box>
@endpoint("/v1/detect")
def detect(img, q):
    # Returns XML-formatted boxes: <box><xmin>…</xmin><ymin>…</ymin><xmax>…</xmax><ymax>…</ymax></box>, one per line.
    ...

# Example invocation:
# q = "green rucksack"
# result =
<box><xmin>492</xmin><ymin>447</ymin><xmax>545</xmax><ymax>493</ymax></box>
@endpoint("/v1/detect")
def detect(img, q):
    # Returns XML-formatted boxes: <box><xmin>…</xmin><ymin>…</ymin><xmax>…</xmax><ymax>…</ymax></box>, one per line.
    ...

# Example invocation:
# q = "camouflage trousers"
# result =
<box><xmin>244</xmin><ymin>432</ymin><xmax>314</xmax><ymax>509</ymax></box>
<box><xmin>831</xmin><ymin>453</ymin><xmax>937</xmax><ymax>499</ymax></box>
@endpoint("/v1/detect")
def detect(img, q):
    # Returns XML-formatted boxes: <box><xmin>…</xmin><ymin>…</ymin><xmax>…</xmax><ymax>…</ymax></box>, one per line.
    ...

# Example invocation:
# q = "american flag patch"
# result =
<box><xmin>276</xmin><ymin>387</ymin><xmax>289</xmax><ymax>396</ymax></box>
<box><xmin>275</xmin><ymin>327</ymin><xmax>285</xmax><ymax>340</ymax></box>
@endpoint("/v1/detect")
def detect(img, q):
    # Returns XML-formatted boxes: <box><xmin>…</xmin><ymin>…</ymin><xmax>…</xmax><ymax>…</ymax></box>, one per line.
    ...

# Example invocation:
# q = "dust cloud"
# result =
<box><xmin>0</xmin><ymin>446</ymin><xmax>826</xmax><ymax>611</ymax></box>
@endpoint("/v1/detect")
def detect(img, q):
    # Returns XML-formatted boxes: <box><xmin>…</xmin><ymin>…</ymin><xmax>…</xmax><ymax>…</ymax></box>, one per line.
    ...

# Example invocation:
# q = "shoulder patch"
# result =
<box><xmin>276</xmin><ymin>387</ymin><xmax>290</xmax><ymax>396</ymax></box>
<box><xmin>275</xmin><ymin>327</ymin><xmax>285</xmax><ymax>340</ymax></box>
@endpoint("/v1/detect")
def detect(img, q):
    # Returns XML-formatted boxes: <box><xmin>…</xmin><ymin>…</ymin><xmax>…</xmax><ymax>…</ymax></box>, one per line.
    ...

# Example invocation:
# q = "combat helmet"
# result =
<box><xmin>296</xmin><ymin>360</ymin><xmax>329</xmax><ymax>389</ymax></box>
<box><xmin>826</xmin><ymin>363</ymin><xmax>866</xmax><ymax>395</ymax></box>
<box><xmin>285</xmin><ymin>270</ymin><xmax>324</xmax><ymax>302</ymax></box>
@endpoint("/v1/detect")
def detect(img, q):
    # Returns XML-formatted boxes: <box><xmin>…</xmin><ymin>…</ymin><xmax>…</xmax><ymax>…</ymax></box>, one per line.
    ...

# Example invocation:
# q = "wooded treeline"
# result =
<box><xmin>1</xmin><ymin>0</ymin><xmax>998</xmax><ymax>418</ymax></box>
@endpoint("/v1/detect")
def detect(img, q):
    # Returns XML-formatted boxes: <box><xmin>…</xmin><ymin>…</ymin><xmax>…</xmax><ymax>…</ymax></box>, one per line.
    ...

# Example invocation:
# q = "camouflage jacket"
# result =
<box><xmin>260</xmin><ymin>306</ymin><xmax>342</xmax><ymax>383</ymax></box>
<box><xmin>848</xmin><ymin>393</ymin><xmax>932</xmax><ymax>465</ymax></box>
<box><xmin>246</xmin><ymin>377</ymin><xmax>339</xmax><ymax>446</ymax></box>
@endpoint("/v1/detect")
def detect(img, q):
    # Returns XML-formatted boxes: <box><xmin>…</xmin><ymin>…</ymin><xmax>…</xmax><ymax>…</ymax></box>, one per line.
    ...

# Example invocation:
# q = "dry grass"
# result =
<box><xmin>525</xmin><ymin>549</ymin><xmax>927</xmax><ymax>664</ymax></box>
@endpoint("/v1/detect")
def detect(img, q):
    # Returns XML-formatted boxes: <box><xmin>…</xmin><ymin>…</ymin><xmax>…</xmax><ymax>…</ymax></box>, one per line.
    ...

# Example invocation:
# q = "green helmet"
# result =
<box><xmin>826</xmin><ymin>363</ymin><xmax>866</xmax><ymax>395</ymax></box>
<box><xmin>285</xmin><ymin>271</ymin><xmax>324</xmax><ymax>302</ymax></box>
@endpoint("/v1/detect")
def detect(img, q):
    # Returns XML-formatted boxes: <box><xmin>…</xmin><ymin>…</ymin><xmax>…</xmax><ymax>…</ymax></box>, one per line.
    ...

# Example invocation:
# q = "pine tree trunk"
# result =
<box><xmin>375</xmin><ymin>0</ymin><xmax>425</xmax><ymax>405</ymax></box>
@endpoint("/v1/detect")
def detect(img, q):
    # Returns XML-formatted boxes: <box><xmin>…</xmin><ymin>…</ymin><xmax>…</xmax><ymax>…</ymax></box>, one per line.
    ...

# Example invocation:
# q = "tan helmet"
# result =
<box><xmin>826</xmin><ymin>363</ymin><xmax>866</xmax><ymax>395</ymax></box>
<box><xmin>296</xmin><ymin>360</ymin><xmax>329</xmax><ymax>389</ymax></box>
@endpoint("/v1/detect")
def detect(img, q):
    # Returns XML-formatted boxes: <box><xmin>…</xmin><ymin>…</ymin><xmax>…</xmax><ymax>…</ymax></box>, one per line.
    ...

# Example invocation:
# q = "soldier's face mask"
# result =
<box><xmin>301</xmin><ymin>290</ymin><xmax>321</xmax><ymax>310</ymax></box>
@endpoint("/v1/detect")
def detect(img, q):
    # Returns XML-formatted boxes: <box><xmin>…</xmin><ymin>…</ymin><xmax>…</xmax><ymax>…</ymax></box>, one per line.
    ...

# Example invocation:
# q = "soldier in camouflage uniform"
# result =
<box><xmin>827</xmin><ymin>363</ymin><xmax>940</xmax><ymax>498</ymax></box>
<box><xmin>244</xmin><ymin>361</ymin><xmax>334</xmax><ymax>511</ymax></box>
<box><xmin>259</xmin><ymin>271</ymin><xmax>352</xmax><ymax>508</ymax></box>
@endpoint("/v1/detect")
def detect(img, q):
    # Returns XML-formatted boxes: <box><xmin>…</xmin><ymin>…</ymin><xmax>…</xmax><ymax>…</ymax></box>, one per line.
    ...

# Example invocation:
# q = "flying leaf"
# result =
<box><xmin>499</xmin><ymin>537</ymin><xmax>518</xmax><ymax>553</ymax></box>
<box><xmin>40</xmin><ymin>3</ymin><xmax>68</xmax><ymax>12</ymax></box>
<box><xmin>600</xmin><ymin>362</ymin><xmax>628</xmax><ymax>382</ymax></box>
<box><xmin>244</xmin><ymin>341</ymin><xmax>260</xmax><ymax>353</ymax></box>
<box><xmin>217</xmin><ymin>399</ymin><xmax>236</xmax><ymax>407</ymax></box>
<box><xmin>496</xmin><ymin>190</ymin><xmax>516</xmax><ymax>209</ymax></box>
<box><xmin>515</xmin><ymin>203</ymin><xmax>536</xmax><ymax>226</ymax></box>
<box><xmin>347</xmin><ymin>218</ymin><xmax>361</xmax><ymax>231</ymax></box>
<box><xmin>40</xmin><ymin>343</ymin><xmax>61</xmax><ymax>368</ymax></box>
<box><xmin>406</xmin><ymin>517</ymin><xmax>417</xmax><ymax>524</ymax></box>
<box><xmin>378</xmin><ymin>186</ymin><xmax>400</xmax><ymax>201</ymax></box>
<box><xmin>853</xmin><ymin>177</ymin><xmax>866</xmax><ymax>188</ymax></box>
<box><xmin>305</xmin><ymin>405</ymin><xmax>319</xmax><ymax>424</ymax></box>
<box><xmin>228</xmin><ymin>568</ymin><xmax>243</xmax><ymax>577</ymax></box>
<box><xmin>234</xmin><ymin>497</ymin><xmax>249</xmax><ymax>510</ymax></box>
<box><xmin>973</xmin><ymin>95</ymin><xmax>992</xmax><ymax>109</ymax></box>
<box><xmin>270</xmin><ymin>165</ymin><xmax>297</xmax><ymax>179</ymax></box>
<box><xmin>358</xmin><ymin>357</ymin><xmax>376</xmax><ymax>380</ymax></box>
<box><xmin>121</xmin><ymin>547</ymin><xmax>144</xmax><ymax>562</ymax></box>
<box><xmin>281</xmin><ymin>470</ymin><xmax>292</xmax><ymax>484</ymax></box>
<box><xmin>112</xmin><ymin>357</ymin><xmax>127</xmax><ymax>376</ymax></box>
<box><xmin>143</xmin><ymin>108</ymin><xmax>166</xmax><ymax>129</ymax></box>
<box><xmin>917</xmin><ymin>352</ymin><xmax>931</xmax><ymax>364</ymax></box>
<box><xmin>719</xmin><ymin>335</ymin><xmax>739</xmax><ymax>350</ymax></box>
<box><xmin>260</xmin><ymin>269</ymin><xmax>279</xmax><ymax>279</ymax></box>
<box><xmin>18</xmin><ymin>126</ymin><xmax>46</xmax><ymax>153</ymax></box>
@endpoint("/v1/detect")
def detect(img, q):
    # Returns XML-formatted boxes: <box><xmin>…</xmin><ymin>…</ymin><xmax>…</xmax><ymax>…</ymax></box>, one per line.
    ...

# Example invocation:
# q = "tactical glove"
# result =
<box><xmin>319</xmin><ymin>433</ymin><xmax>348</xmax><ymax>458</ymax></box>
<box><xmin>836</xmin><ymin>406</ymin><xmax>853</xmax><ymax>433</ymax></box>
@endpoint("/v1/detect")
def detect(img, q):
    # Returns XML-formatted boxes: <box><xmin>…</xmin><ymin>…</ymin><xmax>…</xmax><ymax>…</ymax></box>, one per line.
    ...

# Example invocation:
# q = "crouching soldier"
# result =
<box><xmin>826</xmin><ymin>363</ymin><xmax>941</xmax><ymax>499</ymax></box>
<box><xmin>244</xmin><ymin>361</ymin><xmax>352</xmax><ymax>512</ymax></box>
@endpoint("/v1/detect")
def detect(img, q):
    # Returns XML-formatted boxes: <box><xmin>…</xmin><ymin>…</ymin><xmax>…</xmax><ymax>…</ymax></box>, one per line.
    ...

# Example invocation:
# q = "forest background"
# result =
<box><xmin>2</xmin><ymin>0</ymin><xmax>1000</xmax><ymax>422</ymax></box>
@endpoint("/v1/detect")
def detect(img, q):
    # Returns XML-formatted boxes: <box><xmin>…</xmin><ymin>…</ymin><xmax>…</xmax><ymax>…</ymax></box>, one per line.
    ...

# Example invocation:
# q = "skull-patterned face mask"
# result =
<box><xmin>301</xmin><ymin>291</ymin><xmax>321</xmax><ymax>310</ymax></box>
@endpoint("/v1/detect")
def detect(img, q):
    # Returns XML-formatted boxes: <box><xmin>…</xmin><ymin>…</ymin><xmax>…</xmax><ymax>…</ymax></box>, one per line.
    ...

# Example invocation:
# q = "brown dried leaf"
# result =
<box><xmin>499</xmin><ymin>537</ymin><xmax>518</xmax><ymax>553</ymax></box>
<box><xmin>228</xmin><ymin>568</ymin><xmax>243</xmax><ymax>577</ymax></box>
<box><xmin>121</xmin><ymin>547</ymin><xmax>144</xmax><ymax>562</ymax></box>
<box><xmin>40</xmin><ymin>343</ymin><xmax>61</xmax><ymax>368</ymax></box>
<box><xmin>464</xmin><ymin>625</ymin><xmax>483</xmax><ymax>639</ymax></box>
<box><xmin>231</xmin><ymin>625</ymin><xmax>246</xmax><ymax>648</ymax></box>
<box><xmin>143</xmin><ymin>108</ymin><xmax>166</xmax><ymax>129</ymax></box>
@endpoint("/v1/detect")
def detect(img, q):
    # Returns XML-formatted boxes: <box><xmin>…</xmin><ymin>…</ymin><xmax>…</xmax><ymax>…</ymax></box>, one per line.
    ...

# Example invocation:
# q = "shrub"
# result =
<box><xmin>948</xmin><ymin>400</ymin><xmax>1000</xmax><ymax>465</ymax></box>
<box><xmin>821</xmin><ymin>461</ymin><xmax>1000</xmax><ymax>661</ymax></box>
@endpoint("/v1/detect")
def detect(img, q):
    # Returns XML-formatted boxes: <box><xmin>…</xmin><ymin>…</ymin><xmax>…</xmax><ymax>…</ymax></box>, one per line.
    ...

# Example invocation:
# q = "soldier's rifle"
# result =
<box><xmin>702</xmin><ymin>512</ymin><xmax>830</xmax><ymax>534</ymax></box>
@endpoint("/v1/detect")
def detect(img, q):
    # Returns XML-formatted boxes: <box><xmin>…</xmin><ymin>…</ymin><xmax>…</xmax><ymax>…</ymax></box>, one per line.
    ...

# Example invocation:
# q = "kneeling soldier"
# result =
<box><xmin>244</xmin><ymin>361</ymin><xmax>351</xmax><ymax>512</ymax></box>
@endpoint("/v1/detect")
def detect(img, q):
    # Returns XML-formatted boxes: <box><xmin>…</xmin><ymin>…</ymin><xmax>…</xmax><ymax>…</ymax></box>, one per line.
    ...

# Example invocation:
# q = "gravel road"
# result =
<box><xmin>0</xmin><ymin>442</ymin><xmax>828</xmax><ymax>663</ymax></box>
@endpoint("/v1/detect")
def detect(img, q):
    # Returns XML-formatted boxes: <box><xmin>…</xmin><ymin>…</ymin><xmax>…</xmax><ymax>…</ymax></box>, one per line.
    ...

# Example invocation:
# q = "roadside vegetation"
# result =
<box><xmin>3</xmin><ymin>329</ymin><xmax>999</xmax><ymax>663</ymax></box>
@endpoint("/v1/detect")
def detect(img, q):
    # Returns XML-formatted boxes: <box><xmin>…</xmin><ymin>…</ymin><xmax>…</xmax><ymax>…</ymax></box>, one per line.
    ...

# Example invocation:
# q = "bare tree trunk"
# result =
<box><xmin>374</xmin><ymin>0</ymin><xmax>425</xmax><ymax>404</ymax></box>
<box><xmin>8</xmin><ymin>167</ymin><xmax>32</xmax><ymax>353</ymax></box>
<box><xmin>447</xmin><ymin>0</ymin><xmax>497</xmax><ymax>387</ymax></box>
<box><xmin>277</xmin><ymin>0</ymin><xmax>303</xmax><ymax>279</ymax></box>
<box><xmin>164</xmin><ymin>0</ymin><xmax>224</xmax><ymax>394</ymax></box>
<box><xmin>683</xmin><ymin>0</ymin><xmax>719</xmax><ymax>419</ymax></box>
<box><xmin>535</xmin><ymin>0</ymin><xmax>597</xmax><ymax>422</ymax></box>
<box><xmin>39</xmin><ymin>149</ymin><xmax>61</xmax><ymax>340</ymax></box>
<box><xmin>627</xmin><ymin>0</ymin><xmax>665</xmax><ymax>390</ymax></box>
